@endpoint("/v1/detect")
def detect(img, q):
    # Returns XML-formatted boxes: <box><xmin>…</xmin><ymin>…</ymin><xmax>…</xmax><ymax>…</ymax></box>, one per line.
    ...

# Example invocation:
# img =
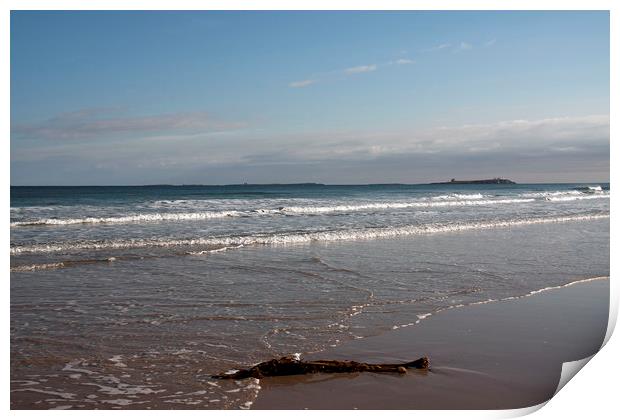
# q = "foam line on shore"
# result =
<box><xmin>390</xmin><ymin>276</ymin><xmax>609</xmax><ymax>330</ymax></box>
<box><xmin>9</xmin><ymin>245</ymin><xmax>243</xmax><ymax>272</ymax></box>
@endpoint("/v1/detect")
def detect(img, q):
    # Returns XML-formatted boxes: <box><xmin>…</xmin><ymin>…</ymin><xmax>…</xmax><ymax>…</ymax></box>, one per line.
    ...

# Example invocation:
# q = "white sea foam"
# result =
<box><xmin>519</xmin><ymin>190</ymin><xmax>582</xmax><ymax>198</ymax></box>
<box><xmin>11</xmin><ymin>196</ymin><xmax>568</xmax><ymax>227</ymax></box>
<box><xmin>546</xmin><ymin>194</ymin><xmax>610</xmax><ymax>202</ymax></box>
<box><xmin>432</xmin><ymin>193</ymin><xmax>486</xmax><ymax>200</ymax></box>
<box><xmin>579</xmin><ymin>185</ymin><xmax>603</xmax><ymax>193</ymax></box>
<box><xmin>100</xmin><ymin>399</ymin><xmax>137</xmax><ymax>406</ymax></box>
<box><xmin>515</xmin><ymin>276</ymin><xmax>608</xmax><ymax>298</ymax></box>
<box><xmin>279</xmin><ymin>198</ymin><xmax>535</xmax><ymax>214</ymax></box>
<box><xmin>10</xmin><ymin>262</ymin><xmax>65</xmax><ymax>272</ymax></box>
<box><xmin>438</xmin><ymin>276</ymin><xmax>609</xmax><ymax>313</ymax></box>
<box><xmin>62</xmin><ymin>360</ymin><xmax>97</xmax><ymax>375</ymax></box>
<box><xmin>10</xmin><ymin>388</ymin><xmax>76</xmax><ymax>399</ymax></box>
<box><xmin>518</xmin><ymin>188</ymin><xmax>609</xmax><ymax>199</ymax></box>
<box><xmin>10</xmin><ymin>211</ymin><xmax>244</xmax><ymax>227</ymax></box>
<box><xmin>187</xmin><ymin>245</ymin><xmax>244</xmax><ymax>255</ymax></box>
<box><xmin>10</xmin><ymin>213</ymin><xmax>609</xmax><ymax>255</ymax></box>
<box><xmin>12</xmin><ymin>188</ymin><xmax>610</xmax><ymax>228</ymax></box>
<box><xmin>397</xmin><ymin>276</ymin><xmax>610</xmax><ymax>332</ymax></box>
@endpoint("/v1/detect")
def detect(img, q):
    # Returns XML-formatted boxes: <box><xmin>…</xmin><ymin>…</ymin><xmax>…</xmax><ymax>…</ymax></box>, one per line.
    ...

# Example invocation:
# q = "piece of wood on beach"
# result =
<box><xmin>212</xmin><ymin>355</ymin><xmax>430</xmax><ymax>379</ymax></box>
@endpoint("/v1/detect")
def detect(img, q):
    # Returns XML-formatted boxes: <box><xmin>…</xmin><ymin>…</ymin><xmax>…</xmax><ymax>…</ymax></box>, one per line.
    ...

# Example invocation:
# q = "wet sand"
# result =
<box><xmin>253</xmin><ymin>278</ymin><xmax>609</xmax><ymax>410</ymax></box>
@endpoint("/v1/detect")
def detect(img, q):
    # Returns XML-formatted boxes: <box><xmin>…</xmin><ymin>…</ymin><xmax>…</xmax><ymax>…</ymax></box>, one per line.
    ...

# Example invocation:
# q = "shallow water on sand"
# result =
<box><xmin>11</xmin><ymin>220</ymin><xmax>609</xmax><ymax>409</ymax></box>
<box><xmin>10</xmin><ymin>184</ymin><xmax>609</xmax><ymax>409</ymax></box>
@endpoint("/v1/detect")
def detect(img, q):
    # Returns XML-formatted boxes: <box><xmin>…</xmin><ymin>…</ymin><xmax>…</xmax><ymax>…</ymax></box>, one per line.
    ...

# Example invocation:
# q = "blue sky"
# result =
<box><xmin>11</xmin><ymin>11</ymin><xmax>609</xmax><ymax>185</ymax></box>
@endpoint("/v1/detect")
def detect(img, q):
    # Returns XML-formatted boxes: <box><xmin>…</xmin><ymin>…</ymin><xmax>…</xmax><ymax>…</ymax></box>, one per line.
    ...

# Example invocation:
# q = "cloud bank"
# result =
<box><xmin>12</xmin><ymin>109</ymin><xmax>246</xmax><ymax>140</ymax></box>
<box><xmin>11</xmin><ymin>113</ymin><xmax>609</xmax><ymax>185</ymax></box>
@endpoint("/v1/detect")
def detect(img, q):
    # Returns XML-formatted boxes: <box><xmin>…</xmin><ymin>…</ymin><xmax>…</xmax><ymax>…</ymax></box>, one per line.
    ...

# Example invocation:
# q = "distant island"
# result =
<box><xmin>431</xmin><ymin>178</ymin><xmax>516</xmax><ymax>185</ymax></box>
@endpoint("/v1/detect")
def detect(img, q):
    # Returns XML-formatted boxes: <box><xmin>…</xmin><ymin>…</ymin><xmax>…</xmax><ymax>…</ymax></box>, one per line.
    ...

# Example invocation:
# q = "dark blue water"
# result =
<box><xmin>10</xmin><ymin>182</ymin><xmax>610</xmax><ymax>206</ymax></box>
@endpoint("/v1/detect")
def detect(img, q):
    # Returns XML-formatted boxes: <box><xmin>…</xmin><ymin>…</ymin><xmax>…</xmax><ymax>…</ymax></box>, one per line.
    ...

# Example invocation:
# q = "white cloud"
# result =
<box><xmin>288</xmin><ymin>79</ymin><xmax>316</xmax><ymax>88</ymax></box>
<box><xmin>421</xmin><ymin>43</ymin><xmax>451</xmax><ymax>52</ymax></box>
<box><xmin>458</xmin><ymin>42</ymin><xmax>473</xmax><ymax>51</ymax></box>
<box><xmin>289</xmin><ymin>58</ymin><xmax>412</xmax><ymax>88</ymax></box>
<box><xmin>484</xmin><ymin>39</ymin><xmax>497</xmax><ymax>47</ymax></box>
<box><xmin>12</xmin><ymin>110</ymin><xmax>246</xmax><ymax>140</ymax></box>
<box><xmin>412</xmin><ymin>115</ymin><xmax>609</xmax><ymax>154</ymax></box>
<box><xmin>233</xmin><ymin>115</ymin><xmax>609</xmax><ymax>166</ymax></box>
<box><xmin>344</xmin><ymin>64</ymin><xmax>377</xmax><ymax>74</ymax></box>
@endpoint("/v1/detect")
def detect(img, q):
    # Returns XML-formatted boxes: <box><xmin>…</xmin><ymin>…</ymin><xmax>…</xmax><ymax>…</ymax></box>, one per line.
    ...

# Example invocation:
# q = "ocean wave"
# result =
<box><xmin>576</xmin><ymin>185</ymin><xmax>604</xmax><ymax>193</ymax></box>
<box><xmin>10</xmin><ymin>198</ymin><xmax>539</xmax><ymax>227</ymax></box>
<box><xmin>11</xmin><ymin>189</ymin><xmax>610</xmax><ymax>227</ymax></box>
<box><xmin>432</xmin><ymin>193</ymin><xmax>486</xmax><ymax>200</ymax></box>
<box><xmin>519</xmin><ymin>188</ymin><xmax>609</xmax><ymax>199</ymax></box>
<box><xmin>519</xmin><ymin>190</ymin><xmax>582</xmax><ymax>198</ymax></box>
<box><xmin>10</xmin><ymin>213</ymin><xmax>609</xmax><ymax>255</ymax></box>
<box><xmin>279</xmin><ymin>198</ymin><xmax>535</xmax><ymax>214</ymax></box>
<box><xmin>10</xmin><ymin>211</ymin><xmax>244</xmax><ymax>227</ymax></box>
<box><xmin>546</xmin><ymin>194</ymin><xmax>610</xmax><ymax>202</ymax></box>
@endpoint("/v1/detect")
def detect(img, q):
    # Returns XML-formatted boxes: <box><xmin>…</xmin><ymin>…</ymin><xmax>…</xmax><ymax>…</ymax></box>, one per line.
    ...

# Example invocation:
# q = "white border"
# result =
<box><xmin>1</xmin><ymin>0</ymin><xmax>618</xmax><ymax>11</ymax></box>
<box><xmin>3</xmin><ymin>1</ymin><xmax>616</xmax><ymax>419</ymax></box>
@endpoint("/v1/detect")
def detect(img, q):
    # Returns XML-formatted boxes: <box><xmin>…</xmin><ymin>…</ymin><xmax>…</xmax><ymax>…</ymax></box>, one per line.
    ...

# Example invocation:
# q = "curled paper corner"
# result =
<box><xmin>553</xmin><ymin>355</ymin><xmax>595</xmax><ymax>397</ymax></box>
<box><xmin>602</xmin><ymin>276</ymin><xmax>618</xmax><ymax>348</ymax></box>
<box><xmin>496</xmin><ymin>356</ymin><xmax>598</xmax><ymax>419</ymax></box>
<box><xmin>496</xmin><ymin>401</ymin><xmax>548</xmax><ymax>419</ymax></box>
<box><xmin>551</xmin><ymin>279</ymin><xmax>616</xmax><ymax>400</ymax></box>
<box><xmin>506</xmin><ymin>278</ymin><xmax>616</xmax><ymax>418</ymax></box>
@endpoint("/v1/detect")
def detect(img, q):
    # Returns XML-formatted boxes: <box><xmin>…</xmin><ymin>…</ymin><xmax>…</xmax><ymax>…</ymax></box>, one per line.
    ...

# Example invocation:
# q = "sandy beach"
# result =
<box><xmin>253</xmin><ymin>277</ymin><xmax>609</xmax><ymax>410</ymax></box>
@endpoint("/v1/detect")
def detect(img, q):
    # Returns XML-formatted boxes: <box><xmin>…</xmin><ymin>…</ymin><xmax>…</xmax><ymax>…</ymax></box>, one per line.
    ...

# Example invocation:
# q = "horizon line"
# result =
<box><xmin>9</xmin><ymin>181</ymin><xmax>610</xmax><ymax>188</ymax></box>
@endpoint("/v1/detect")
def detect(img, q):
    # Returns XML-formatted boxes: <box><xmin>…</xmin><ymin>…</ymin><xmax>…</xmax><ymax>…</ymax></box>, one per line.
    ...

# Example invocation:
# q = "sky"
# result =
<box><xmin>10</xmin><ymin>11</ymin><xmax>610</xmax><ymax>185</ymax></box>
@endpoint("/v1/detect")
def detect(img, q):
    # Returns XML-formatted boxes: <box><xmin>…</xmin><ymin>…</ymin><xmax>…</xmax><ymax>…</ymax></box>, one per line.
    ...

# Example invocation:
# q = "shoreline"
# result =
<box><xmin>253</xmin><ymin>276</ymin><xmax>609</xmax><ymax>410</ymax></box>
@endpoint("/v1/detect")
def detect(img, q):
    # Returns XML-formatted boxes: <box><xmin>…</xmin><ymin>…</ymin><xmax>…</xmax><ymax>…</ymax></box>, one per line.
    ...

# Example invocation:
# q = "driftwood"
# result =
<box><xmin>212</xmin><ymin>355</ymin><xmax>429</xmax><ymax>379</ymax></box>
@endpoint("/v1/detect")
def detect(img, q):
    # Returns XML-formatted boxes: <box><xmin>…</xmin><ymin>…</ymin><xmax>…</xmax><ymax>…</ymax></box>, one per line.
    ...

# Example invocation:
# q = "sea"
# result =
<box><xmin>10</xmin><ymin>183</ymin><xmax>610</xmax><ymax>409</ymax></box>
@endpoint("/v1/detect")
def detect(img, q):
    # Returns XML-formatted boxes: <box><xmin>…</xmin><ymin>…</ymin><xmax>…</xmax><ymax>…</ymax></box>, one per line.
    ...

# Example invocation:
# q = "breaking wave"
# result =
<box><xmin>11</xmin><ymin>189</ymin><xmax>611</xmax><ymax>228</ymax></box>
<box><xmin>10</xmin><ymin>211</ymin><xmax>244</xmax><ymax>227</ymax></box>
<box><xmin>275</xmin><ymin>198</ymin><xmax>535</xmax><ymax>214</ymax></box>
<box><xmin>432</xmin><ymin>193</ymin><xmax>487</xmax><ymax>200</ymax></box>
<box><xmin>519</xmin><ymin>188</ymin><xmax>609</xmax><ymax>200</ymax></box>
<box><xmin>10</xmin><ymin>213</ymin><xmax>609</xmax><ymax>255</ymax></box>
<box><xmin>10</xmin><ymin>198</ymin><xmax>540</xmax><ymax>226</ymax></box>
<box><xmin>546</xmin><ymin>194</ymin><xmax>610</xmax><ymax>202</ymax></box>
<box><xmin>576</xmin><ymin>185</ymin><xmax>604</xmax><ymax>193</ymax></box>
